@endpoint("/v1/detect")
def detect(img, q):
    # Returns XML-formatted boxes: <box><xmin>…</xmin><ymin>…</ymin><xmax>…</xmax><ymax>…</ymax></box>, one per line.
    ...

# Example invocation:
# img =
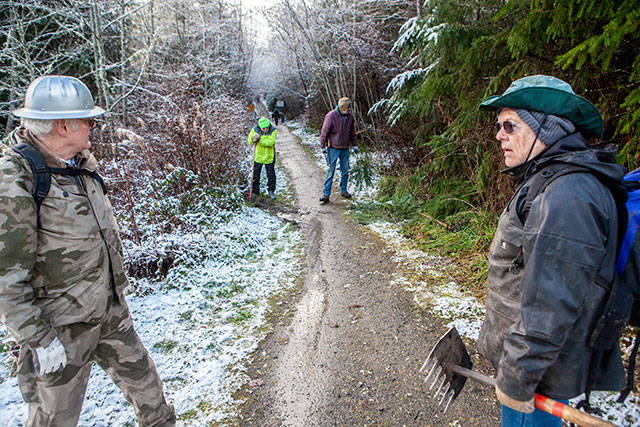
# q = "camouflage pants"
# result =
<box><xmin>17</xmin><ymin>297</ymin><xmax>175</xmax><ymax>426</ymax></box>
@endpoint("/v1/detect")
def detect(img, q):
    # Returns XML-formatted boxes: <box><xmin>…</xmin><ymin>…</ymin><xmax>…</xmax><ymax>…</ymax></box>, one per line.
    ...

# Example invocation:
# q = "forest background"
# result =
<box><xmin>1</xmin><ymin>0</ymin><xmax>639</xmax><ymax>298</ymax></box>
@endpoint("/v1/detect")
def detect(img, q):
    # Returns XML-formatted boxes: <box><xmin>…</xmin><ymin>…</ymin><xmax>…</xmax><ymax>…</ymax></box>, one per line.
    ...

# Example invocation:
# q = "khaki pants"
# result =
<box><xmin>17</xmin><ymin>298</ymin><xmax>175</xmax><ymax>427</ymax></box>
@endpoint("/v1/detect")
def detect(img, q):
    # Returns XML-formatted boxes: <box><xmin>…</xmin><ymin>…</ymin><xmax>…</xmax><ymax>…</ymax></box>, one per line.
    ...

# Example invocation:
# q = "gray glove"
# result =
<box><xmin>32</xmin><ymin>337</ymin><xmax>68</xmax><ymax>376</ymax></box>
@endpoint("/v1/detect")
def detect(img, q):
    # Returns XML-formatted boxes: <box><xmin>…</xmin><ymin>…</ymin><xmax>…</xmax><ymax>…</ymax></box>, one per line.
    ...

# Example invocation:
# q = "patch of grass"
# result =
<box><xmin>153</xmin><ymin>339</ymin><xmax>178</xmax><ymax>353</ymax></box>
<box><xmin>178</xmin><ymin>409</ymin><xmax>198</xmax><ymax>420</ymax></box>
<box><xmin>165</xmin><ymin>376</ymin><xmax>187</xmax><ymax>385</ymax></box>
<box><xmin>197</xmin><ymin>400</ymin><xmax>213</xmax><ymax>413</ymax></box>
<box><xmin>351</xmin><ymin>194</ymin><xmax>498</xmax><ymax>298</ymax></box>
<box><xmin>229</xmin><ymin>309</ymin><xmax>253</xmax><ymax>325</ymax></box>
<box><xmin>350</xmin><ymin>200</ymin><xmax>395</xmax><ymax>225</ymax></box>
<box><xmin>403</xmin><ymin>209</ymin><xmax>496</xmax><ymax>297</ymax></box>
<box><xmin>179</xmin><ymin>310</ymin><xmax>193</xmax><ymax>321</ymax></box>
<box><xmin>216</xmin><ymin>282</ymin><xmax>245</xmax><ymax>299</ymax></box>
<box><xmin>292</xmin><ymin>132</ymin><xmax>316</xmax><ymax>158</ymax></box>
<box><xmin>9</xmin><ymin>359</ymin><xmax>17</xmax><ymax>378</ymax></box>
<box><xmin>231</xmin><ymin>297</ymin><xmax>257</xmax><ymax>308</ymax></box>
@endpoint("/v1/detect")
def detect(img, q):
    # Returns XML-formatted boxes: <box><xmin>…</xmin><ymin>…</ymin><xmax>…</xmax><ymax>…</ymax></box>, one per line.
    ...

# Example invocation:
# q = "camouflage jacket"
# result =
<box><xmin>0</xmin><ymin>129</ymin><xmax>129</xmax><ymax>348</ymax></box>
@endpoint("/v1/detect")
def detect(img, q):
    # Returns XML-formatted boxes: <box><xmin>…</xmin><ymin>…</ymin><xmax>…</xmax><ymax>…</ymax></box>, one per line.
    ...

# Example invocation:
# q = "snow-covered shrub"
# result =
<box><xmin>91</xmin><ymin>71</ymin><xmax>254</xmax><ymax>279</ymax></box>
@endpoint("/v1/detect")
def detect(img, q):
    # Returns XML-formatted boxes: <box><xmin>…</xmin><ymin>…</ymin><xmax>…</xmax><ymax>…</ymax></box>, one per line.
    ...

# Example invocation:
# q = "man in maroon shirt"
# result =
<box><xmin>319</xmin><ymin>97</ymin><xmax>357</xmax><ymax>204</ymax></box>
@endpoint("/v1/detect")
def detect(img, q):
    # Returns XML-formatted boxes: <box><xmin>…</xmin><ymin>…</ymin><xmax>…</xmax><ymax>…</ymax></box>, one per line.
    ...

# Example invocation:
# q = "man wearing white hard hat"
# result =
<box><xmin>0</xmin><ymin>76</ymin><xmax>175</xmax><ymax>426</ymax></box>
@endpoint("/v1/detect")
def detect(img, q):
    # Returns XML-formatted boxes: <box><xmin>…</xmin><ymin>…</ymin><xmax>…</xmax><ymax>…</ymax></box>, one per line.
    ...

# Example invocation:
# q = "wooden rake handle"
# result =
<box><xmin>451</xmin><ymin>365</ymin><xmax>615</xmax><ymax>427</ymax></box>
<box><xmin>533</xmin><ymin>394</ymin><xmax>615</xmax><ymax>427</ymax></box>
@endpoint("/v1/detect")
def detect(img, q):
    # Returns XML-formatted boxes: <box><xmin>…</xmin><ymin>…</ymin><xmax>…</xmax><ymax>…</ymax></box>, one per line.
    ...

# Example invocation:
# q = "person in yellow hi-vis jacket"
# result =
<box><xmin>248</xmin><ymin>117</ymin><xmax>277</xmax><ymax>199</ymax></box>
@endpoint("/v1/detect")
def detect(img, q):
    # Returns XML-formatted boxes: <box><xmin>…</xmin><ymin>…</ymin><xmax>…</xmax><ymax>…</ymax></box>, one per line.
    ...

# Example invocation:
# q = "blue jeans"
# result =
<box><xmin>323</xmin><ymin>147</ymin><xmax>350</xmax><ymax>196</ymax></box>
<box><xmin>501</xmin><ymin>401</ymin><xmax>567</xmax><ymax>427</ymax></box>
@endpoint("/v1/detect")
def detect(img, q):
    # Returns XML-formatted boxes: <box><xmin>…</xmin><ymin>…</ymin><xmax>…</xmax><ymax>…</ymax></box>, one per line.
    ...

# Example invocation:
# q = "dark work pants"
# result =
<box><xmin>252</xmin><ymin>160</ymin><xmax>276</xmax><ymax>195</ymax></box>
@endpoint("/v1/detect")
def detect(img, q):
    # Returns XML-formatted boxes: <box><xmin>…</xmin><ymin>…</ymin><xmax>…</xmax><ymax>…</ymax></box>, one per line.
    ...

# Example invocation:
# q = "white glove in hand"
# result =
<box><xmin>32</xmin><ymin>337</ymin><xmax>68</xmax><ymax>376</ymax></box>
<box><xmin>352</xmin><ymin>146</ymin><xmax>359</xmax><ymax>154</ymax></box>
<box><xmin>495</xmin><ymin>384</ymin><xmax>534</xmax><ymax>414</ymax></box>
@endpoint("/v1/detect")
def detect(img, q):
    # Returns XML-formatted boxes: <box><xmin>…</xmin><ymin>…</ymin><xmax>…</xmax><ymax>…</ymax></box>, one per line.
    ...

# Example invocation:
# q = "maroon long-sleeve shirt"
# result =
<box><xmin>319</xmin><ymin>108</ymin><xmax>356</xmax><ymax>150</ymax></box>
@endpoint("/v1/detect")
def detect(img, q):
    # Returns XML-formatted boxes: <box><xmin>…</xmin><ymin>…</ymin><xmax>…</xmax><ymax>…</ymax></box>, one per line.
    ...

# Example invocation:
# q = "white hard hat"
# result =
<box><xmin>12</xmin><ymin>75</ymin><xmax>105</xmax><ymax>120</ymax></box>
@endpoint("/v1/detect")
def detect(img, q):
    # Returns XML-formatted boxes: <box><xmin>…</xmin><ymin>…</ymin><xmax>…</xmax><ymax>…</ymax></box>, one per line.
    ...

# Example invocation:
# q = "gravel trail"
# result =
<box><xmin>234</xmin><ymin>125</ymin><xmax>500</xmax><ymax>426</ymax></box>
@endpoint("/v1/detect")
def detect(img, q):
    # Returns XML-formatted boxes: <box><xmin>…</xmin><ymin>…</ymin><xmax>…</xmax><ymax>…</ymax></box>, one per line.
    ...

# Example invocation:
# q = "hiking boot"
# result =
<box><xmin>268</xmin><ymin>191</ymin><xmax>275</xmax><ymax>199</ymax></box>
<box><xmin>340</xmin><ymin>191</ymin><xmax>352</xmax><ymax>199</ymax></box>
<box><xmin>319</xmin><ymin>195</ymin><xmax>330</xmax><ymax>204</ymax></box>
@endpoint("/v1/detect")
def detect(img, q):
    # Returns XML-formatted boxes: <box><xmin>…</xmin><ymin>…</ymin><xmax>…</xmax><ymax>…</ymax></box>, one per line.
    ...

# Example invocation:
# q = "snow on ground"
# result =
<box><xmin>570</xmin><ymin>391</ymin><xmax>640</xmax><ymax>426</ymax></box>
<box><xmin>0</xmin><ymin>176</ymin><xmax>302</xmax><ymax>425</ymax></box>
<box><xmin>367</xmin><ymin>222</ymin><xmax>484</xmax><ymax>340</ymax></box>
<box><xmin>366</xmin><ymin>221</ymin><xmax>640</xmax><ymax>426</ymax></box>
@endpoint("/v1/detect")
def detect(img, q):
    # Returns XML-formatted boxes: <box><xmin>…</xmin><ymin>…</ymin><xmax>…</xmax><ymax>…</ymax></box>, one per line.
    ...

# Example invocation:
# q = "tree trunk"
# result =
<box><xmin>4</xmin><ymin>1</ymin><xmax>19</xmax><ymax>137</ymax></box>
<box><xmin>89</xmin><ymin>0</ymin><xmax>110</xmax><ymax>111</ymax></box>
<box><xmin>120</xmin><ymin>0</ymin><xmax>128</xmax><ymax>125</ymax></box>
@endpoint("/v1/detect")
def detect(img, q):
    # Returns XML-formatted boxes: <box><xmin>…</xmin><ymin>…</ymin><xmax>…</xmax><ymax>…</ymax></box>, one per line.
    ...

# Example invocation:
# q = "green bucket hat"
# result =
<box><xmin>258</xmin><ymin>117</ymin><xmax>270</xmax><ymax>128</ymax></box>
<box><xmin>479</xmin><ymin>75</ymin><xmax>603</xmax><ymax>138</ymax></box>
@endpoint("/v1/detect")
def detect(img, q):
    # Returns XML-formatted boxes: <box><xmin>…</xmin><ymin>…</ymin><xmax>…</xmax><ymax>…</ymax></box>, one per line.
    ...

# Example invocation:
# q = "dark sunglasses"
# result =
<box><xmin>495</xmin><ymin>120</ymin><xmax>517</xmax><ymax>134</ymax></box>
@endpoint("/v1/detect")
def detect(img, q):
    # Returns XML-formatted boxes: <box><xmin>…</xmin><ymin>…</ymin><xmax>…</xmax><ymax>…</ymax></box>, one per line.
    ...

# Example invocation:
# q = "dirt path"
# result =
<box><xmin>235</xmin><ymin>125</ymin><xmax>500</xmax><ymax>426</ymax></box>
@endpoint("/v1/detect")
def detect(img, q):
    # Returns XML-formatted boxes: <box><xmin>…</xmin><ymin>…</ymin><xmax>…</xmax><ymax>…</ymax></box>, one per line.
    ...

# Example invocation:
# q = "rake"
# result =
<box><xmin>419</xmin><ymin>327</ymin><xmax>615</xmax><ymax>427</ymax></box>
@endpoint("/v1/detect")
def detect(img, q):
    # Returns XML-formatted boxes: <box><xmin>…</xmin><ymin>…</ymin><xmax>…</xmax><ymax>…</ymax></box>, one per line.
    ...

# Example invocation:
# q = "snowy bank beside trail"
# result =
<box><xmin>0</xmin><ymin>196</ymin><xmax>302</xmax><ymax>425</ymax></box>
<box><xmin>367</xmin><ymin>221</ymin><xmax>640</xmax><ymax>426</ymax></box>
<box><xmin>367</xmin><ymin>222</ymin><xmax>484</xmax><ymax>340</ymax></box>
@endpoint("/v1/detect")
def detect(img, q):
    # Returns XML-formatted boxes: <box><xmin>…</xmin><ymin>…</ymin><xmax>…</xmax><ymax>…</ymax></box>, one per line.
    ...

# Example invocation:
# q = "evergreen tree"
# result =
<box><xmin>380</xmin><ymin>0</ymin><xmax>640</xmax><ymax>214</ymax></box>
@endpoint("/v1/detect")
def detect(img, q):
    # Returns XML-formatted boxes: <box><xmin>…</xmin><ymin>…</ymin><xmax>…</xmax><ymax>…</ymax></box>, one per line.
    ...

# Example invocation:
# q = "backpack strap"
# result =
<box><xmin>11</xmin><ymin>144</ymin><xmax>108</xmax><ymax>229</ymax></box>
<box><xmin>11</xmin><ymin>144</ymin><xmax>51</xmax><ymax>229</ymax></box>
<box><xmin>49</xmin><ymin>166</ymin><xmax>108</xmax><ymax>195</ymax></box>
<box><xmin>518</xmin><ymin>163</ymin><xmax>591</xmax><ymax>223</ymax></box>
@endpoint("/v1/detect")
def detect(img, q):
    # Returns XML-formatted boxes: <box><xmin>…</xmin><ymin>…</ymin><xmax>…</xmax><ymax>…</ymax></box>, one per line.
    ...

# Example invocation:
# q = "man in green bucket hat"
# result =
<box><xmin>477</xmin><ymin>75</ymin><xmax>626</xmax><ymax>426</ymax></box>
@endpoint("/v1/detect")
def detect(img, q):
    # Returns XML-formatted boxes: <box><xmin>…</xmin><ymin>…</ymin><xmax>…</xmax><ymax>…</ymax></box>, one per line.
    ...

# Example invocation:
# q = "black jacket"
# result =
<box><xmin>478</xmin><ymin>133</ymin><xmax>626</xmax><ymax>401</ymax></box>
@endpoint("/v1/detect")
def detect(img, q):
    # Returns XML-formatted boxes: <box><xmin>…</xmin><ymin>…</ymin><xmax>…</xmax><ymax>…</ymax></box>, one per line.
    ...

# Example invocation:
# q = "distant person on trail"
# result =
<box><xmin>0</xmin><ymin>76</ymin><xmax>175</xmax><ymax>426</ymax></box>
<box><xmin>319</xmin><ymin>97</ymin><xmax>357</xmax><ymax>204</ymax></box>
<box><xmin>272</xmin><ymin>107</ymin><xmax>281</xmax><ymax>126</ymax></box>
<box><xmin>248</xmin><ymin>116</ymin><xmax>277</xmax><ymax>199</ymax></box>
<box><xmin>477</xmin><ymin>75</ymin><xmax>626</xmax><ymax>427</ymax></box>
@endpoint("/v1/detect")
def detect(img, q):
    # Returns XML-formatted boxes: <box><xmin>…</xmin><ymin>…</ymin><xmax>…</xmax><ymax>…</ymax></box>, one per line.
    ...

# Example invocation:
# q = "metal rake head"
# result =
<box><xmin>419</xmin><ymin>327</ymin><xmax>473</xmax><ymax>414</ymax></box>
